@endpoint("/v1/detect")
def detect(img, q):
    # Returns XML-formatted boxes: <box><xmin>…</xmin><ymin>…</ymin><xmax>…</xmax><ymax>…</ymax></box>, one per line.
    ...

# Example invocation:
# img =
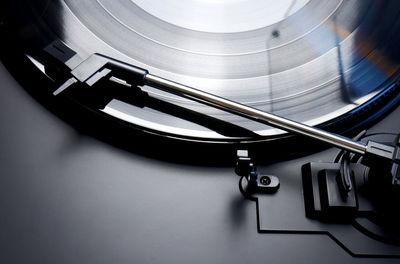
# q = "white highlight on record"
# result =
<box><xmin>132</xmin><ymin>0</ymin><xmax>311</xmax><ymax>33</ymax></box>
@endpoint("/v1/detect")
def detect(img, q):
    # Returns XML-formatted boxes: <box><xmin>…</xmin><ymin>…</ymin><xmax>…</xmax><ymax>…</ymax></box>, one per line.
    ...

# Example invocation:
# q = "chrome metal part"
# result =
<box><xmin>145</xmin><ymin>73</ymin><xmax>368</xmax><ymax>154</ymax></box>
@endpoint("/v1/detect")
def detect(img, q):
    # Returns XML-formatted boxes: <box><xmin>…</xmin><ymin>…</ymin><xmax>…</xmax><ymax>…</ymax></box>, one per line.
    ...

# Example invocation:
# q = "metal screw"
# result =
<box><xmin>260</xmin><ymin>176</ymin><xmax>271</xmax><ymax>186</ymax></box>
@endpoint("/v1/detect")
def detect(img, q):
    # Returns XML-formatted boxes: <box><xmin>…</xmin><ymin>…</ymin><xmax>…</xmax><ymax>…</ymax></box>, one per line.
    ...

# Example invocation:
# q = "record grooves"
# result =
<box><xmin>1</xmin><ymin>0</ymin><xmax>400</xmax><ymax>156</ymax></box>
<box><xmin>2</xmin><ymin>1</ymin><xmax>400</xmax><ymax>262</ymax></box>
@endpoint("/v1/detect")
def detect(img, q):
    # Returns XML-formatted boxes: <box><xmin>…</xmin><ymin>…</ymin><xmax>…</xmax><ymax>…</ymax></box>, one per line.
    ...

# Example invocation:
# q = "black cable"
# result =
<box><xmin>333</xmin><ymin>130</ymin><xmax>399</xmax><ymax>194</ymax></box>
<box><xmin>334</xmin><ymin>130</ymin><xmax>367</xmax><ymax>163</ymax></box>
<box><xmin>334</xmin><ymin>131</ymin><xmax>398</xmax><ymax>163</ymax></box>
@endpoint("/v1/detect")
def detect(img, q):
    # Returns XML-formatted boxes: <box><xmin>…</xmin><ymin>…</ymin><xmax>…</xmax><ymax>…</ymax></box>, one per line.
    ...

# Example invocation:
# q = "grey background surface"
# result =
<box><xmin>1</xmin><ymin>62</ymin><xmax>399</xmax><ymax>263</ymax></box>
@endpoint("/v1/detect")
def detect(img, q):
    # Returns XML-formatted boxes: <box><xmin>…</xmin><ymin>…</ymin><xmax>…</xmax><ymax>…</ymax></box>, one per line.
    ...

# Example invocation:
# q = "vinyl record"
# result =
<box><xmin>2</xmin><ymin>0</ymin><xmax>400</xmax><ymax>143</ymax></box>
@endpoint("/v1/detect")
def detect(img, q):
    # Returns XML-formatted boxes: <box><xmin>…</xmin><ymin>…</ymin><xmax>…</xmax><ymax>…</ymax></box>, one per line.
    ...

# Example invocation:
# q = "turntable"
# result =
<box><xmin>1</xmin><ymin>0</ymin><xmax>400</xmax><ymax>263</ymax></box>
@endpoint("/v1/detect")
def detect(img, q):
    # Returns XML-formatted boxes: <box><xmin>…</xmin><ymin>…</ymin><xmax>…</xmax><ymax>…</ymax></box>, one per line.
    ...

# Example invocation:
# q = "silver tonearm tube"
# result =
<box><xmin>54</xmin><ymin>54</ymin><xmax>399</xmax><ymax>167</ymax></box>
<box><xmin>144</xmin><ymin>73</ymin><xmax>367</xmax><ymax>155</ymax></box>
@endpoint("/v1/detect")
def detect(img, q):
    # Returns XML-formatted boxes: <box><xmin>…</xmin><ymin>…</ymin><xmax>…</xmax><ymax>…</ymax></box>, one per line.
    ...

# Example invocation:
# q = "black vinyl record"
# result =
<box><xmin>2</xmin><ymin>0</ymin><xmax>400</xmax><ymax>149</ymax></box>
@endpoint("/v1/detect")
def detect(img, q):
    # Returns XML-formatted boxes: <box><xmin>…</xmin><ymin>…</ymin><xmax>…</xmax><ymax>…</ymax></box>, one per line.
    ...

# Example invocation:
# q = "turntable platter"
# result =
<box><xmin>2</xmin><ymin>0</ymin><xmax>400</xmax><ymax>141</ymax></box>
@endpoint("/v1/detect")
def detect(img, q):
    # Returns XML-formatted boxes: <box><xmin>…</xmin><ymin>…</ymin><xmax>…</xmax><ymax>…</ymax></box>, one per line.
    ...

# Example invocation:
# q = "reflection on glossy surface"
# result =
<box><xmin>3</xmin><ymin>0</ymin><xmax>400</xmax><ymax>140</ymax></box>
<box><xmin>131</xmin><ymin>0</ymin><xmax>310</xmax><ymax>33</ymax></box>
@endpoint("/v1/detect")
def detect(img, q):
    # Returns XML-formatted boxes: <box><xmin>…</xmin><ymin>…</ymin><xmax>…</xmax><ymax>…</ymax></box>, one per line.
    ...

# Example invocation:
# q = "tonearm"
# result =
<box><xmin>51</xmin><ymin>53</ymin><xmax>399</xmax><ymax>178</ymax></box>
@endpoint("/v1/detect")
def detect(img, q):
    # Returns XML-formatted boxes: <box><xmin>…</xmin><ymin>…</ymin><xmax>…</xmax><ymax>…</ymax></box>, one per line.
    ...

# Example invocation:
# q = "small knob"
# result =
<box><xmin>235</xmin><ymin>150</ymin><xmax>254</xmax><ymax>177</ymax></box>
